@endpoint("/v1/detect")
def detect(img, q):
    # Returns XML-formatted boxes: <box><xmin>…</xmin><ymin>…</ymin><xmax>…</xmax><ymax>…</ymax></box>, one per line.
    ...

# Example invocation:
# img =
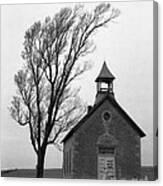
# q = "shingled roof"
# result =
<box><xmin>62</xmin><ymin>95</ymin><xmax>146</xmax><ymax>142</ymax></box>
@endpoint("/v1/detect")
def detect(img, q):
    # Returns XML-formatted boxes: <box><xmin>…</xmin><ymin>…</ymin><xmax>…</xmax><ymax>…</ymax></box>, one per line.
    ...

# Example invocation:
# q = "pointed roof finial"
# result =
<box><xmin>95</xmin><ymin>61</ymin><xmax>115</xmax><ymax>82</ymax></box>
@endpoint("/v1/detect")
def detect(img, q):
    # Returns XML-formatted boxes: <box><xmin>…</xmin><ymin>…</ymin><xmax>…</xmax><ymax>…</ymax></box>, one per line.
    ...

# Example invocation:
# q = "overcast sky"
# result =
<box><xmin>1</xmin><ymin>1</ymin><xmax>155</xmax><ymax>170</ymax></box>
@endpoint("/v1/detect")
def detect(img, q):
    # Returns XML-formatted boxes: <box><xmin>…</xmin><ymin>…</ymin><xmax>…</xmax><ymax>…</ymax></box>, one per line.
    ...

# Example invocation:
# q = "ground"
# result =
<box><xmin>1</xmin><ymin>166</ymin><xmax>157</xmax><ymax>180</ymax></box>
<box><xmin>1</xmin><ymin>169</ymin><xmax>62</xmax><ymax>178</ymax></box>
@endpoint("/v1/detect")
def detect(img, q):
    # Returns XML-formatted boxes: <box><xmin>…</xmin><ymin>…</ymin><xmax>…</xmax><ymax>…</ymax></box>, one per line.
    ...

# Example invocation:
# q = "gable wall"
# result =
<box><xmin>64</xmin><ymin>99</ymin><xmax>141</xmax><ymax>179</ymax></box>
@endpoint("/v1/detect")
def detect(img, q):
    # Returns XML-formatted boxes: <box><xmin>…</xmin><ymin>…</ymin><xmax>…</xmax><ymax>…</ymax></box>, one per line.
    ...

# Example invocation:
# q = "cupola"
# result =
<box><xmin>95</xmin><ymin>62</ymin><xmax>115</xmax><ymax>104</ymax></box>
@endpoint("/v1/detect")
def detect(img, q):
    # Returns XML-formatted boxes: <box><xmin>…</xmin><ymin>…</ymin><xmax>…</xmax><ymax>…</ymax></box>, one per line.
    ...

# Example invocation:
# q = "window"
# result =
<box><xmin>69</xmin><ymin>149</ymin><xmax>72</xmax><ymax>174</ymax></box>
<box><xmin>109</xmin><ymin>83</ymin><xmax>113</xmax><ymax>93</ymax></box>
<box><xmin>64</xmin><ymin>149</ymin><xmax>72</xmax><ymax>176</ymax></box>
<box><xmin>65</xmin><ymin>151</ymin><xmax>68</xmax><ymax>176</ymax></box>
<box><xmin>100</xmin><ymin>82</ymin><xmax>108</xmax><ymax>91</ymax></box>
<box><xmin>103</xmin><ymin>112</ymin><xmax>111</xmax><ymax>121</ymax></box>
<box><xmin>102</xmin><ymin>111</ymin><xmax>112</xmax><ymax>122</ymax></box>
<box><xmin>64</xmin><ymin>151</ymin><xmax>67</xmax><ymax>176</ymax></box>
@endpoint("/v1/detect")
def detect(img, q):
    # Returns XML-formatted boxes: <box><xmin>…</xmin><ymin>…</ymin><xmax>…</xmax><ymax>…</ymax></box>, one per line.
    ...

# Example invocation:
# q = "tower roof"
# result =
<box><xmin>95</xmin><ymin>62</ymin><xmax>115</xmax><ymax>82</ymax></box>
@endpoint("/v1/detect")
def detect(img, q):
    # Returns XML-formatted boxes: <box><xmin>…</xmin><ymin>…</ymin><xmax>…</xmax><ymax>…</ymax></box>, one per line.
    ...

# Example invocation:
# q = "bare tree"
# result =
<box><xmin>9</xmin><ymin>3</ymin><xmax>120</xmax><ymax>178</ymax></box>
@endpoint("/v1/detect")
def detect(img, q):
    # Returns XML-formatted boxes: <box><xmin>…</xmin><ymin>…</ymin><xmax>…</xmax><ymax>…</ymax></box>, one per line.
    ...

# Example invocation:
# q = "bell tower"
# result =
<box><xmin>95</xmin><ymin>62</ymin><xmax>115</xmax><ymax>104</ymax></box>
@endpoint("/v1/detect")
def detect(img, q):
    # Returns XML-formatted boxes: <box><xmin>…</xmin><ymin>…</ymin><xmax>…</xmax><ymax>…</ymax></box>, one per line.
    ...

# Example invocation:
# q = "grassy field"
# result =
<box><xmin>1</xmin><ymin>169</ymin><xmax>63</xmax><ymax>178</ymax></box>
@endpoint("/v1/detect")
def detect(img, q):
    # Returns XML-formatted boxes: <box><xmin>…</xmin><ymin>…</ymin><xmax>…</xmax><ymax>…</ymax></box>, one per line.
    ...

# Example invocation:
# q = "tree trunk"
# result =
<box><xmin>36</xmin><ymin>147</ymin><xmax>46</xmax><ymax>178</ymax></box>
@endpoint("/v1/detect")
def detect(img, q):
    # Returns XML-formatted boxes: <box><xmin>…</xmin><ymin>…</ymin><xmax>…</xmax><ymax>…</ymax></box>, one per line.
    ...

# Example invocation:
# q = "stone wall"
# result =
<box><xmin>63</xmin><ymin>99</ymin><xmax>141</xmax><ymax>179</ymax></box>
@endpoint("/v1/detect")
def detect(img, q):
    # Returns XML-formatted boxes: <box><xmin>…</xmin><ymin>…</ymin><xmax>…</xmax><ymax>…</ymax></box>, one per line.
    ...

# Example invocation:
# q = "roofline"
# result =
<box><xmin>109</xmin><ymin>98</ymin><xmax>146</xmax><ymax>137</ymax></box>
<box><xmin>61</xmin><ymin>97</ymin><xmax>104</xmax><ymax>142</ymax></box>
<box><xmin>62</xmin><ymin>95</ymin><xmax>146</xmax><ymax>142</ymax></box>
<box><xmin>95</xmin><ymin>77</ymin><xmax>115</xmax><ymax>82</ymax></box>
<box><xmin>95</xmin><ymin>62</ymin><xmax>115</xmax><ymax>82</ymax></box>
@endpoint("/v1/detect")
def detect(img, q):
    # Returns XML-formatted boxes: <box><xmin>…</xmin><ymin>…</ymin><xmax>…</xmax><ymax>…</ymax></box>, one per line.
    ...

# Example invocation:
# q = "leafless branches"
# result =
<box><xmin>9</xmin><ymin>3</ymin><xmax>120</xmax><ymax>177</ymax></box>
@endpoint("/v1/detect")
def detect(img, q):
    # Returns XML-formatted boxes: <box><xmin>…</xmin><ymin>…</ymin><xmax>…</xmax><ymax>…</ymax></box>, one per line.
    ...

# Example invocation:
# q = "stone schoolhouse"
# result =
<box><xmin>62</xmin><ymin>62</ymin><xmax>145</xmax><ymax>180</ymax></box>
